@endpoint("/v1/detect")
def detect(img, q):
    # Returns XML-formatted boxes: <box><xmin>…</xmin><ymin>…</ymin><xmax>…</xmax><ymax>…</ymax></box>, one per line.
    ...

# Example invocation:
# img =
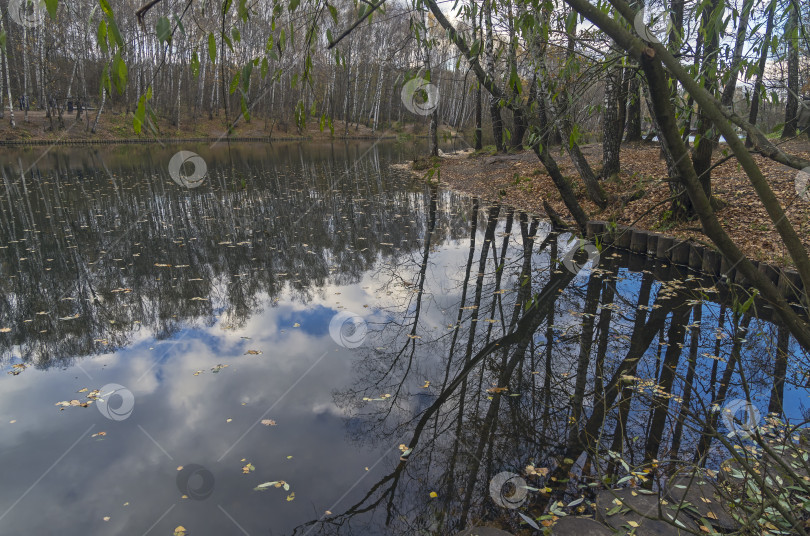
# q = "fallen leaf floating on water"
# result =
<box><xmin>422</xmin><ymin>381</ymin><xmax>430</xmax><ymax>388</ymax></box>
<box><xmin>261</xmin><ymin>419</ymin><xmax>277</xmax><ymax>426</ymax></box>
<box><xmin>398</xmin><ymin>444</ymin><xmax>413</xmax><ymax>461</ymax></box>
<box><xmin>174</xmin><ymin>527</ymin><xmax>187</xmax><ymax>536</ymax></box>
<box><xmin>244</xmin><ymin>350</ymin><xmax>262</xmax><ymax>355</ymax></box>
<box><xmin>226</xmin><ymin>418</ymin><xmax>233</xmax><ymax>423</ymax></box>
<box><xmin>193</xmin><ymin>370</ymin><xmax>204</xmax><ymax>376</ymax></box>
<box><xmin>91</xmin><ymin>432</ymin><xmax>107</xmax><ymax>439</ymax></box>
<box><xmin>254</xmin><ymin>480</ymin><xmax>290</xmax><ymax>491</ymax></box>
<box><xmin>526</xmin><ymin>465</ymin><xmax>549</xmax><ymax>477</ymax></box>
<box><xmin>242</xmin><ymin>463</ymin><xmax>255</xmax><ymax>474</ymax></box>
<box><xmin>429</xmin><ymin>492</ymin><xmax>438</xmax><ymax>498</ymax></box>
<box><xmin>362</xmin><ymin>394</ymin><xmax>392</xmax><ymax>401</ymax></box>
<box><xmin>7</xmin><ymin>364</ymin><xmax>26</xmax><ymax>376</ymax></box>
<box><xmin>103</xmin><ymin>516</ymin><xmax>110</xmax><ymax>522</ymax></box>
<box><xmin>0</xmin><ymin>327</ymin><xmax>10</xmax><ymax>333</ymax></box>
<box><xmin>286</xmin><ymin>492</ymin><xmax>295</xmax><ymax>502</ymax></box>
<box><xmin>211</xmin><ymin>364</ymin><xmax>228</xmax><ymax>373</ymax></box>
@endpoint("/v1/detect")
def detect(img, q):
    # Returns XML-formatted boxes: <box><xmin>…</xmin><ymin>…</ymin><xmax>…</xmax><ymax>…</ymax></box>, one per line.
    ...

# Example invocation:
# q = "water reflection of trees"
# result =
<box><xmin>0</xmin><ymin>143</ymin><xmax>470</xmax><ymax>369</ymax></box>
<box><xmin>3</xmin><ymin>145</ymin><xmax>809</xmax><ymax>533</ymax></box>
<box><xmin>303</xmin><ymin>197</ymin><xmax>810</xmax><ymax>535</ymax></box>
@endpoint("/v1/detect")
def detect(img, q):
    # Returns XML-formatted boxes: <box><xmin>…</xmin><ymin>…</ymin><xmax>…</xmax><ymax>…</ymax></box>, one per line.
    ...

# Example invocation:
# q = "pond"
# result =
<box><xmin>0</xmin><ymin>141</ymin><xmax>807</xmax><ymax>535</ymax></box>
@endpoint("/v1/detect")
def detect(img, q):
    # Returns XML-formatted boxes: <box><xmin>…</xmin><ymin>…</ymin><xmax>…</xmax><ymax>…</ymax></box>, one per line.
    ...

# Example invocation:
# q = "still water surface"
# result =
<box><xmin>0</xmin><ymin>141</ymin><xmax>806</xmax><ymax>535</ymax></box>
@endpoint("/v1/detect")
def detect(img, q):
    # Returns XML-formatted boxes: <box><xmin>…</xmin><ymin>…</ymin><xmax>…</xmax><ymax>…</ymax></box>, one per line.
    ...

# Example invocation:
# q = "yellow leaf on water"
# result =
<box><xmin>177</xmin><ymin>466</ymin><xmax>183</xmax><ymax>471</ymax></box>
<box><xmin>627</xmin><ymin>521</ymin><xmax>639</xmax><ymax>528</ymax></box>
<box><xmin>261</xmin><ymin>419</ymin><xmax>276</xmax><ymax>426</ymax></box>
<box><xmin>286</xmin><ymin>492</ymin><xmax>295</xmax><ymax>501</ymax></box>
<box><xmin>429</xmin><ymin>491</ymin><xmax>438</xmax><ymax>498</ymax></box>
<box><xmin>174</xmin><ymin>527</ymin><xmax>187</xmax><ymax>536</ymax></box>
<box><xmin>102</xmin><ymin>516</ymin><xmax>110</xmax><ymax>522</ymax></box>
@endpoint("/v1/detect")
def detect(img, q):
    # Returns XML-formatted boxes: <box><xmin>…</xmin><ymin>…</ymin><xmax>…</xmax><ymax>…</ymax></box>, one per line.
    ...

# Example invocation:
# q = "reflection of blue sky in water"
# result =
<box><xmin>0</xmin><ymin>142</ymin><xmax>807</xmax><ymax>535</ymax></box>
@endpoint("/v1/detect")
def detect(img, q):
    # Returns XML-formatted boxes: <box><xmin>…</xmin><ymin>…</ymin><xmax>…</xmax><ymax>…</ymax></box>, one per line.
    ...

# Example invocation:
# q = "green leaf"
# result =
<box><xmin>208</xmin><ymin>33</ymin><xmax>217</xmax><ymax>63</ymax></box>
<box><xmin>98</xmin><ymin>0</ymin><xmax>113</xmax><ymax>18</ymax></box>
<box><xmin>173</xmin><ymin>14</ymin><xmax>185</xmax><ymax>36</ymax></box>
<box><xmin>100</xmin><ymin>64</ymin><xmax>111</xmax><ymax>97</ymax></box>
<box><xmin>288</xmin><ymin>0</ymin><xmax>300</xmax><ymax>11</ymax></box>
<box><xmin>112</xmin><ymin>52</ymin><xmax>127</xmax><ymax>94</ymax></box>
<box><xmin>156</xmin><ymin>17</ymin><xmax>171</xmax><ymax>44</ymax></box>
<box><xmin>260</xmin><ymin>57</ymin><xmax>268</xmax><ymax>79</ymax></box>
<box><xmin>44</xmin><ymin>0</ymin><xmax>58</xmax><ymax>19</ymax></box>
<box><xmin>231</xmin><ymin>27</ymin><xmax>241</xmax><ymax>43</ymax></box>
<box><xmin>134</xmin><ymin>92</ymin><xmax>147</xmax><ymax>134</ymax></box>
<box><xmin>97</xmin><ymin>19</ymin><xmax>108</xmax><ymax>53</ymax></box>
<box><xmin>229</xmin><ymin>72</ymin><xmax>240</xmax><ymax>94</ymax></box>
<box><xmin>107</xmin><ymin>17</ymin><xmax>123</xmax><ymax>49</ymax></box>
<box><xmin>242</xmin><ymin>63</ymin><xmax>253</xmax><ymax>92</ymax></box>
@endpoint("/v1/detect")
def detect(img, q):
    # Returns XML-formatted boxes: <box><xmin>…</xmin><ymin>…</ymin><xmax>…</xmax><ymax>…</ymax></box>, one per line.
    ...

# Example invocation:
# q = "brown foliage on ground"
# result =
<box><xmin>433</xmin><ymin>139</ymin><xmax>810</xmax><ymax>268</ymax></box>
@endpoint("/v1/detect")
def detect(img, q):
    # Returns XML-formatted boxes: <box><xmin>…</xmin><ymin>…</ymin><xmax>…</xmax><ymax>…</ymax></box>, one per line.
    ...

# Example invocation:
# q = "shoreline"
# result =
<box><xmin>394</xmin><ymin>143</ymin><xmax>810</xmax><ymax>304</ymax></box>
<box><xmin>0</xmin><ymin>134</ymin><xmax>406</xmax><ymax>147</ymax></box>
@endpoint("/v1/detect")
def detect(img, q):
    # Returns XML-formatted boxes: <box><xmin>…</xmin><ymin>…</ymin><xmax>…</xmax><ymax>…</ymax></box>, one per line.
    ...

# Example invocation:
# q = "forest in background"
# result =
<box><xmin>0</xmin><ymin>0</ymin><xmax>805</xmax><ymax>140</ymax></box>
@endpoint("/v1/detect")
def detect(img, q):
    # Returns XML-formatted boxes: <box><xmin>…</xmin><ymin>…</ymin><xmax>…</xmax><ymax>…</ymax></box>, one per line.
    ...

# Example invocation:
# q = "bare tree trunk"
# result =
<box><xmin>746</xmin><ymin>4</ymin><xmax>775</xmax><ymax>146</ymax></box>
<box><xmin>719</xmin><ymin>0</ymin><xmax>753</xmax><ymax>108</ymax></box>
<box><xmin>782</xmin><ymin>4</ymin><xmax>799</xmax><ymax>138</ymax></box>
<box><xmin>23</xmin><ymin>24</ymin><xmax>29</xmax><ymax>122</ymax></box>
<box><xmin>92</xmin><ymin>88</ymin><xmax>106</xmax><ymax>133</ymax></box>
<box><xmin>484</xmin><ymin>0</ymin><xmax>504</xmax><ymax>151</ymax></box>
<box><xmin>602</xmin><ymin>57</ymin><xmax>623</xmax><ymax>179</ymax></box>
<box><xmin>625</xmin><ymin>75</ymin><xmax>641</xmax><ymax>141</ymax></box>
